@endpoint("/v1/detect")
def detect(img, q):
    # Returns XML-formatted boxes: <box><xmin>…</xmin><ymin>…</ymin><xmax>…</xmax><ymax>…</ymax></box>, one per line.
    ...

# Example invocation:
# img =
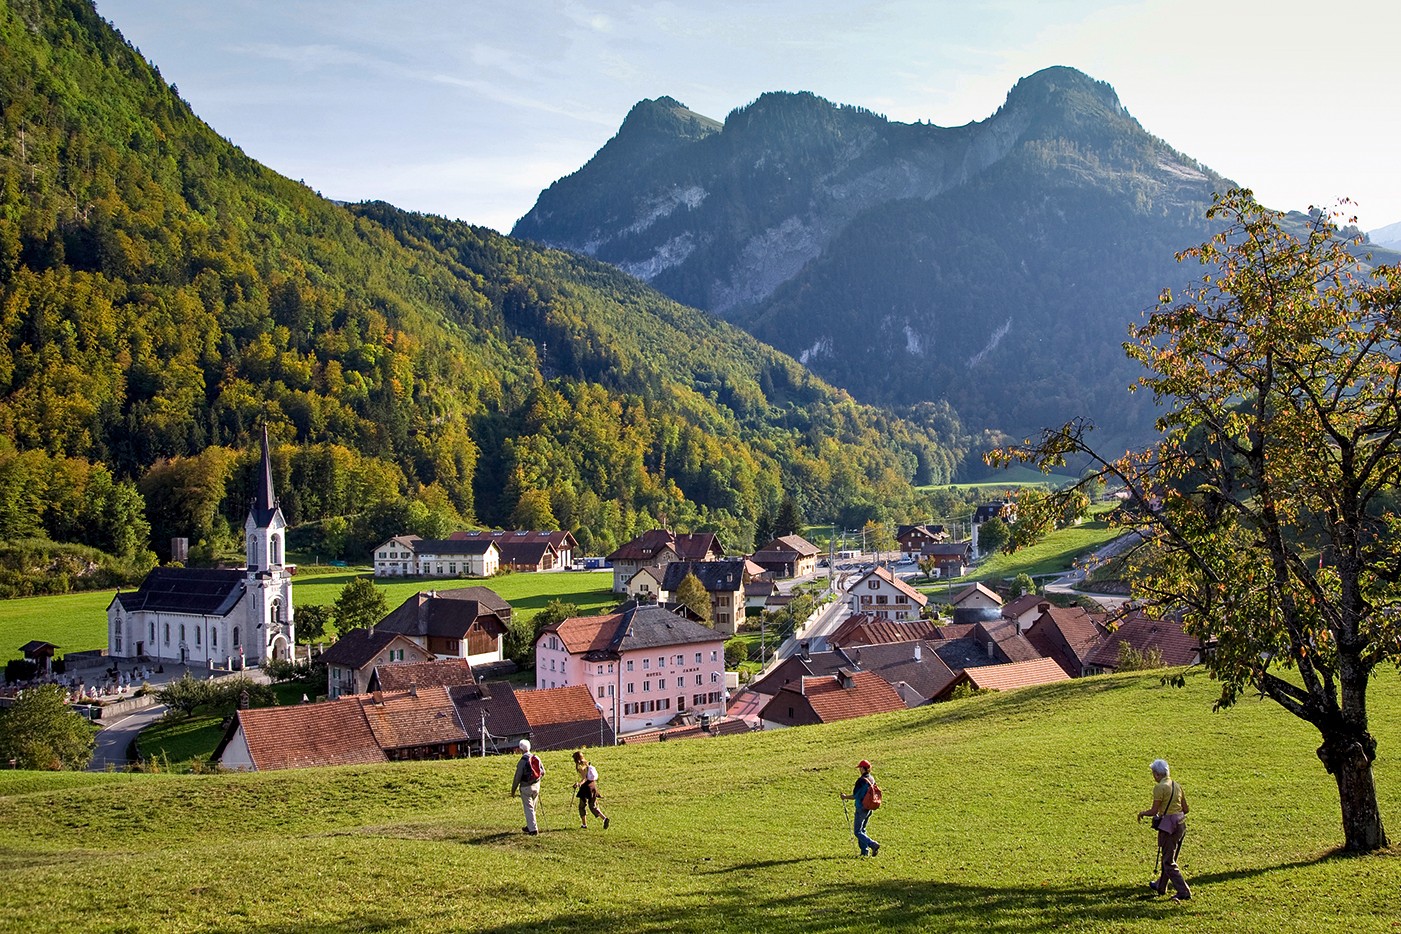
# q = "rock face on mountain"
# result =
<box><xmin>514</xmin><ymin>67</ymin><xmax>1233</xmax><ymax>445</ymax></box>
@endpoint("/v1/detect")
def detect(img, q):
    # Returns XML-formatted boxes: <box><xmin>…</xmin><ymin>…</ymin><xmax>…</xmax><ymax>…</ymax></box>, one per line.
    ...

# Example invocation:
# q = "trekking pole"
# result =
<box><xmin>839</xmin><ymin>794</ymin><xmax>859</xmax><ymax>855</ymax></box>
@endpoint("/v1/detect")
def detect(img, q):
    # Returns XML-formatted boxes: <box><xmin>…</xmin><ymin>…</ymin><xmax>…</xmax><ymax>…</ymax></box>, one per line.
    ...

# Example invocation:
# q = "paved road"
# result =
<box><xmin>88</xmin><ymin>703</ymin><xmax>168</xmax><ymax>771</ymax></box>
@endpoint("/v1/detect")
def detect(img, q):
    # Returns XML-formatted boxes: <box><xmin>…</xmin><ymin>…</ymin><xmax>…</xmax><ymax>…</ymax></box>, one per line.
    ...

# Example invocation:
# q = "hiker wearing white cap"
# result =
<box><xmin>511</xmin><ymin>739</ymin><xmax>545</xmax><ymax>835</ymax></box>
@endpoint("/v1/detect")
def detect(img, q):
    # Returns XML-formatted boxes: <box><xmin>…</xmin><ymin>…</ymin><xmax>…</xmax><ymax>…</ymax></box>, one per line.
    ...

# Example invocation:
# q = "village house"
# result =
<box><xmin>749</xmin><ymin>534</ymin><xmax>822</xmax><ymax>579</ymax></box>
<box><xmin>1000</xmin><ymin>593</ymin><xmax>1048</xmax><ymax>632</ymax></box>
<box><xmin>1025</xmin><ymin>605</ymin><xmax>1111</xmax><ymax>677</ymax></box>
<box><xmin>956</xmin><ymin>656</ymin><xmax>1072</xmax><ymax>694</ymax></box>
<box><xmin>533</xmin><ymin>602</ymin><xmax>728</xmax><ymax>735</ymax></box>
<box><xmin>659</xmin><ymin>560</ymin><xmax>747</xmax><ymax>634</ymax></box>
<box><xmin>827</xmin><ymin>613</ymin><xmax>941</xmax><ymax>649</ymax></box>
<box><xmin>514</xmin><ymin>684</ymin><xmax>617</xmax><ymax>750</ymax></box>
<box><xmin>624</xmin><ymin>565</ymin><xmax>665</xmax><ymax>603</ymax></box>
<box><xmin>922</xmin><ymin>541</ymin><xmax>973</xmax><ymax>578</ymax></box>
<box><xmin>748</xmin><ymin>640</ymin><xmax>959</xmax><ymax>709</ymax></box>
<box><xmin>372</xmin><ymin>586</ymin><xmax>512</xmax><ymax>670</ymax></box>
<box><xmin>896</xmin><ymin>524</ymin><xmax>947</xmax><ymax>560</ymax></box>
<box><xmin>382</xmin><ymin>537</ymin><xmax>502</xmax><ymax>579</ymax></box>
<box><xmin>758</xmin><ymin>669</ymin><xmax>905</xmax><ymax>729</ymax></box>
<box><xmin>1081</xmin><ymin>610</ymin><xmax>1200</xmax><ymax>675</ymax></box>
<box><xmin>108</xmin><ymin>428</ymin><xmax>294</xmax><ymax>668</ymax></box>
<box><xmin>950</xmin><ymin>582</ymin><xmax>1003</xmax><ymax>612</ymax></box>
<box><xmin>214</xmin><ymin>681</ymin><xmax>607</xmax><ymax>771</ymax></box>
<box><xmin>372</xmin><ymin>535</ymin><xmax>422</xmax><ymax>578</ymax></box>
<box><xmin>846</xmin><ymin>566</ymin><xmax>928</xmax><ymax>621</ymax></box>
<box><xmin>369</xmin><ymin>657</ymin><xmax>477</xmax><ymax>693</ymax></box>
<box><xmin>448</xmin><ymin>529</ymin><xmax>579</xmax><ymax>571</ymax></box>
<box><xmin>321</xmin><ymin>628</ymin><xmax>435</xmax><ymax>699</ymax></box>
<box><xmin>606</xmin><ymin>529</ymin><xmax>724</xmax><ymax>593</ymax></box>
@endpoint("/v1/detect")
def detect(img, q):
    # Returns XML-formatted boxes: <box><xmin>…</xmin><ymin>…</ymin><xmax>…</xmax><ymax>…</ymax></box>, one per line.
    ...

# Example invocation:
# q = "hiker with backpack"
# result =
<box><xmin>511</xmin><ymin>739</ymin><xmax>546</xmax><ymax>835</ymax></box>
<box><xmin>1136</xmin><ymin>757</ymin><xmax>1192</xmax><ymax>901</ymax></box>
<box><xmin>840</xmin><ymin>758</ymin><xmax>882</xmax><ymax>856</ymax></box>
<box><xmin>572</xmin><ymin>750</ymin><xmax>610</xmax><ymax>829</ymax></box>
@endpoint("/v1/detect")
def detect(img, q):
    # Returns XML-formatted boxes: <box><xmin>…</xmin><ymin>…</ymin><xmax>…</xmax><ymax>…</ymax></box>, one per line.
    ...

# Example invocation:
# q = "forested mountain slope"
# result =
<box><xmin>514</xmin><ymin>70</ymin><xmax>1236</xmax><ymax>447</ymax></box>
<box><xmin>0</xmin><ymin>0</ymin><xmax>962</xmax><ymax>576</ymax></box>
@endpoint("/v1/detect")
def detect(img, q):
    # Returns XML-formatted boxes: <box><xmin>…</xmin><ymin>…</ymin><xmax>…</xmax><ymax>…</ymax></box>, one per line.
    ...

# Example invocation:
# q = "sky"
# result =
<box><xmin>94</xmin><ymin>0</ymin><xmax>1400</xmax><ymax>235</ymax></box>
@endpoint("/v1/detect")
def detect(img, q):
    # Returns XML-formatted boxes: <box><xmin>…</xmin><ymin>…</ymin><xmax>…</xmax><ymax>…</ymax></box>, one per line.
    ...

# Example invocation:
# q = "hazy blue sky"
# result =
<box><xmin>95</xmin><ymin>0</ymin><xmax>1398</xmax><ymax>234</ymax></box>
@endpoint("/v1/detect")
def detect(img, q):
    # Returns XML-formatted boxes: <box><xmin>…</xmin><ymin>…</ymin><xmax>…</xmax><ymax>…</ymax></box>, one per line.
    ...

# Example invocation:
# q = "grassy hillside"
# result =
<box><xmin>2</xmin><ymin>668</ymin><xmax>1397</xmax><ymax>932</ymax></box>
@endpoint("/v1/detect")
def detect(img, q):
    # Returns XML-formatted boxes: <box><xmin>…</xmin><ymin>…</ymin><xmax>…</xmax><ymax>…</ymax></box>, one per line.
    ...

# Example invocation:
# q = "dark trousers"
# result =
<box><xmin>1155</xmin><ymin>825</ymin><xmax>1191</xmax><ymax>898</ymax></box>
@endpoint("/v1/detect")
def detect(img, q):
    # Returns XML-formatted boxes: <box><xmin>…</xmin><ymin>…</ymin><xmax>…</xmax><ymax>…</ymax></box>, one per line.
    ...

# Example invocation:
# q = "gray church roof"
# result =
<box><xmin>113</xmin><ymin>568</ymin><xmax>248</xmax><ymax>617</ymax></box>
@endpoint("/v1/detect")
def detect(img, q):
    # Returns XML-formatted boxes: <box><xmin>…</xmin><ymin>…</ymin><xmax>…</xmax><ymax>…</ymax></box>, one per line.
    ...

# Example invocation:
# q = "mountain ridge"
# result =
<box><xmin>512</xmin><ymin>68</ymin><xmax>1234</xmax><ymax>447</ymax></box>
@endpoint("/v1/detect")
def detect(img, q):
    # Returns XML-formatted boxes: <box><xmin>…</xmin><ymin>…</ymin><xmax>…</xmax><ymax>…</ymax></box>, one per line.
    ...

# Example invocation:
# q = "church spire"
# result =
<box><xmin>250</xmin><ymin>425</ymin><xmax>279</xmax><ymax>529</ymax></box>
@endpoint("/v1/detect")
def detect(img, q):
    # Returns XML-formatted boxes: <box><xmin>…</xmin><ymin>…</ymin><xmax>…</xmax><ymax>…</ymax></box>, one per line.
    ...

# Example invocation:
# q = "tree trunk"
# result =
<box><xmin>1317</xmin><ymin>732</ymin><xmax>1388</xmax><ymax>852</ymax></box>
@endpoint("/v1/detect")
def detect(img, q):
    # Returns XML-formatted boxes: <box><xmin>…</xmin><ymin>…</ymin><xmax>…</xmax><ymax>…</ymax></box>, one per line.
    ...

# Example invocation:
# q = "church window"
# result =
<box><xmin>115</xmin><ymin>630</ymin><xmax>122</xmax><ymax>653</ymax></box>
<box><xmin>194</xmin><ymin>628</ymin><xmax>200</xmax><ymax>646</ymax></box>
<box><xmin>233</xmin><ymin>626</ymin><xmax>240</xmax><ymax>647</ymax></box>
<box><xmin>149</xmin><ymin>623</ymin><xmax>156</xmax><ymax>643</ymax></box>
<box><xmin>164</xmin><ymin>623</ymin><xmax>170</xmax><ymax>644</ymax></box>
<box><xmin>180</xmin><ymin>624</ymin><xmax>186</xmax><ymax>642</ymax></box>
<box><xmin>271</xmin><ymin>534</ymin><xmax>282</xmax><ymax>566</ymax></box>
<box><xmin>211</xmin><ymin>629</ymin><xmax>217</xmax><ymax>648</ymax></box>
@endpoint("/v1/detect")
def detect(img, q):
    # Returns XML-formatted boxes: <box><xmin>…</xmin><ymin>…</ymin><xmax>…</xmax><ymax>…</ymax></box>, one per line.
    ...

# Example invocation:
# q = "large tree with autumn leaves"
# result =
<box><xmin>990</xmin><ymin>190</ymin><xmax>1401</xmax><ymax>852</ymax></box>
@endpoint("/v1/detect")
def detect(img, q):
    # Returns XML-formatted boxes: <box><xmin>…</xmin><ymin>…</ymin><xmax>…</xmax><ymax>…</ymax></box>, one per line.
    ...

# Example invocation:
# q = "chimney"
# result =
<box><xmin>372</xmin><ymin>690</ymin><xmax>383</xmax><ymax>705</ymax></box>
<box><xmin>800</xmin><ymin>641</ymin><xmax>810</xmax><ymax>661</ymax></box>
<box><xmin>1038</xmin><ymin>602</ymin><xmax>1051</xmax><ymax>613</ymax></box>
<box><xmin>838</xmin><ymin>669</ymin><xmax>855</xmax><ymax>689</ymax></box>
<box><xmin>409</xmin><ymin>682</ymin><xmax>418</xmax><ymax>698</ymax></box>
<box><xmin>913</xmin><ymin>642</ymin><xmax>922</xmax><ymax>662</ymax></box>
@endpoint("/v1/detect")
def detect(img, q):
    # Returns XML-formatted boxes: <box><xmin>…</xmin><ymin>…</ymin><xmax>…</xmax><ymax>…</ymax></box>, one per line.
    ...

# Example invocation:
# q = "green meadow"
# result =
<box><xmin>0</xmin><ymin>569</ymin><xmax>617</xmax><ymax>663</ymax></box>
<box><xmin>2</xmin><ymin>668</ymin><xmax>1397</xmax><ymax>932</ymax></box>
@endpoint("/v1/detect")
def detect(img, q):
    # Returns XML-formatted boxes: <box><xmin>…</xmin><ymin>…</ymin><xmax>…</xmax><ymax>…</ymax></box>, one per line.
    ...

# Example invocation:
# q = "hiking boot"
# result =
<box><xmin>1147</xmin><ymin>881</ymin><xmax>1160</xmax><ymax>894</ymax></box>
<box><xmin>870</xmin><ymin>842</ymin><xmax>881</xmax><ymax>857</ymax></box>
<box><xmin>1171</xmin><ymin>894</ymin><xmax>1191</xmax><ymax>903</ymax></box>
<box><xmin>603</xmin><ymin>817</ymin><xmax>610</xmax><ymax>829</ymax></box>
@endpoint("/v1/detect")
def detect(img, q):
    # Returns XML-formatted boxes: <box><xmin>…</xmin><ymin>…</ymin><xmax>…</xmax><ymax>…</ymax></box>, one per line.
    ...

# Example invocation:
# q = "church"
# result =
<box><xmin>107</xmin><ymin>428</ymin><xmax>295</xmax><ymax>668</ymax></box>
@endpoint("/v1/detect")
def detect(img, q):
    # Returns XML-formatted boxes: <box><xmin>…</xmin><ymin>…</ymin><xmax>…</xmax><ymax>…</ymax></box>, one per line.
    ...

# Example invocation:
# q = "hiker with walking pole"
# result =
<box><xmin>1136</xmin><ymin>757</ymin><xmax>1191</xmax><ymax>901</ymax></box>
<box><xmin>839</xmin><ymin>758</ymin><xmax>882</xmax><ymax>857</ymax></box>
<box><xmin>511</xmin><ymin>739</ymin><xmax>545</xmax><ymax>835</ymax></box>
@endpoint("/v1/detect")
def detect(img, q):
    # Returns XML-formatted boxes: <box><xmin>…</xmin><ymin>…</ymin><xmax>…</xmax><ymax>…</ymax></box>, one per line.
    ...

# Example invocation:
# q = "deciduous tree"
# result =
<box><xmin>333</xmin><ymin>578</ymin><xmax>389</xmax><ymax>632</ymax></box>
<box><xmin>674</xmin><ymin>571</ymin><xmax>712</xmax><ymax>624</ymax></box>
<box><xmin>989</xmin><ymin>190</ymin><xmax>1400</xmax><ymax>852</ymax></box>
<box><xmin>0</xmin><ymin>685</ymin><xmax>95</xmax><ymax>770</ymax></box>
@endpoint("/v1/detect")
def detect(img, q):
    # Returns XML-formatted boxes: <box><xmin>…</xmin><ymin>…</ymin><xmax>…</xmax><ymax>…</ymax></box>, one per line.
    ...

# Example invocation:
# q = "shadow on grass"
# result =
<box><xmin>196</xmin><ymin>849</ymin><xmax>1354</xmax><ymax>934</ymax></box>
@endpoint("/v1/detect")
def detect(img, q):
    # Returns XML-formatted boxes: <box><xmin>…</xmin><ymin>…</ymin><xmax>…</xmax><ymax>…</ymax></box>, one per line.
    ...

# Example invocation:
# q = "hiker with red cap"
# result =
<box><xmin>839</xmin><ymin>758</ymin><xmax>882</xmax><ymax>856</ymax></box>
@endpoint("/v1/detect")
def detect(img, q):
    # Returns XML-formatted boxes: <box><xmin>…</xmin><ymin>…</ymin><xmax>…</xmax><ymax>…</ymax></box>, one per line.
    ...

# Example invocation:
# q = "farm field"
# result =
<box><xmin>0</xmin><ymin>569</ymin><xmax>617</xmax><ymax>663</ymax></box>
<box><xmin>1</xmin><ymin>667</ymin><xmax>1397</xmax><ymax>932</ymax></box>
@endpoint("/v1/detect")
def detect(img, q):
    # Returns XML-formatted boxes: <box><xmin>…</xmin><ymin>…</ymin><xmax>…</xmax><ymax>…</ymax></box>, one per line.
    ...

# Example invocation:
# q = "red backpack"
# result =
<box><xmin>862</xmin><ymin>777</ymin><xmax>882</xmax><ymax>810</ymax></box>
<box><xmin>527</xmin><ymin>753</ymin><xmax>544</xmax><ymax>782</ymax></box>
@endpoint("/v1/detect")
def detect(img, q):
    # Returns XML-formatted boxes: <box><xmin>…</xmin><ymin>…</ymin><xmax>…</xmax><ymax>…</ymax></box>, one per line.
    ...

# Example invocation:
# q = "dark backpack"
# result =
<box><xmin>862</xmin><ymin>778</ymin><xmax>882</xmax><ymax>810</ymax></box>
<box><xmin>526</xmin><ymin>754</ymin><xmax>544</xmax><ymax>782</ymax></box>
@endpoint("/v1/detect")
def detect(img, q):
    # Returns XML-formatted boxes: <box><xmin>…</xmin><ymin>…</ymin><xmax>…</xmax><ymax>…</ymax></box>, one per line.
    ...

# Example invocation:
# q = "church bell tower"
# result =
<box><xmin>246</xmin><ymin>426</ymin><xmax>294</xmax><ymax>660</ymax></box>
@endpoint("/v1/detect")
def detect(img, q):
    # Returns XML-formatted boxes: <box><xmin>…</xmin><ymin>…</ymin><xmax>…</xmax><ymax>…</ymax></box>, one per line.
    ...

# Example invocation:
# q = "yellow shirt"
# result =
<box><xmin>1153</xmin><ymin>778</ymin><xmax>1184</xmax><ymax>815</ymax></box>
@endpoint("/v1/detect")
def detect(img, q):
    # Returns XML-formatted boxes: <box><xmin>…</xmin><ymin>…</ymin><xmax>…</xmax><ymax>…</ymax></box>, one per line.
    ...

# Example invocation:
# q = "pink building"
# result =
<box><xmin>534</xmin><ymin>602</ymin><xmax>728</xmax><ymax>735</ymax></box>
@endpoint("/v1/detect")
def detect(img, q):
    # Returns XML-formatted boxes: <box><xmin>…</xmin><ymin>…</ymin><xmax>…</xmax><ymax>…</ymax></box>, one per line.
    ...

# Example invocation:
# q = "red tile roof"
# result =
<box><xmin>374</xmin><ymin>658</ymin><xmax>476</xmax><ymax>691</ymax></box>
<box><xmin>828</xmin><ymin>613</ymin><xmax>941</xmax><ymax>649</ymax></box>
<box><xmin>799</xmin><ymin>670</ymin><xmax>906</xmax><ymax>723</ymax></box>
<box><xmin>623</xmin><ymin>717</ymin><xmax>752</xmax><ymax>743</ymax></box>
<box><xmin>1086</xmin><ymin>611</ymin><xmax>1199</xmax><ymax>669</ymax></box>
<box><xmin>1026</xmin><ymin>606</ymin><xmax>1109</xmax><ymax>675</ymax></box>
<box><xmin>357</xmin><ymin>686</ymin><xmax>469</xmax><ymax>750</ymax></box>
<box><xmin>551</xmin><ymin>613</ymin><xmax>622</xmax><ymax>655</ymax></box>
<box><xmin>236</xmin><ymin>700</ymin><xmax>386</xmax><ymax>770</ymax></box>
<box><xmin>964</xmin><ymin>657</ymin><xmax>1072</xmax><ymax>692</ymax></box>
<box><xmin>515</xmin><ymin>685</ymin><xmax>612</xmax><ymax>750</ymax></box>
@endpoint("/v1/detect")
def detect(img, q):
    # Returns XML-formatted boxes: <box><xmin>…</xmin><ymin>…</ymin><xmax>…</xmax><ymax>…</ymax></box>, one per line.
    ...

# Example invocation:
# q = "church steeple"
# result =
<box><xmin>250</xmin><ymin>425</ymin><xmax>279</xmax><ymax>530</ymax></box>
<box><xmin>245</xmin><ymin>426</ymin><xmax>285</xmax><ymax>573</ymax></box>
